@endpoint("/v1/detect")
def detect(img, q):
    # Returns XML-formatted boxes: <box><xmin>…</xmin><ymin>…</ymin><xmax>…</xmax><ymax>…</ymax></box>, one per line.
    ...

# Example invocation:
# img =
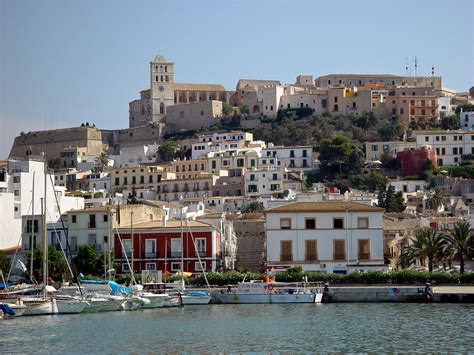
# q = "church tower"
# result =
<box><xmin>150</xmin><ymin>54</ymin><xmax>174</xmax><ymax>123</ymax></box>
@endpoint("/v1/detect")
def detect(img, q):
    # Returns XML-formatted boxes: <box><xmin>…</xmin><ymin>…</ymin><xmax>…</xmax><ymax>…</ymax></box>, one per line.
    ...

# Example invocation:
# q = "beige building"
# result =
<box><xmin>108</xmin><ymin>165</ymin><xmax>175</xmax><ymax>193</ymax></box>
<box><xmin>158</xmin><ymin>174</ymin><xmax>216</xmax><ymax>202</ymax></box>
<box><xmin>166</xmin><ymin>100</ymin><xmax>223</xmax><ymax>131</ymax></box>
<box><xmin>385</xmin><ymin>95</ymin><xmax>438</xmax><ymax>125</ymax></box>
<box><xmin>171</xmin><ymin>159</ymin><xmax>208</xmax><ymax>179</ymax></box>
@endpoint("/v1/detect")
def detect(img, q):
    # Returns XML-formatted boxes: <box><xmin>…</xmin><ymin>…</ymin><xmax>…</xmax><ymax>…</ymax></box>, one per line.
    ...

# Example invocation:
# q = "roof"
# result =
<box><xmin>265</xmin><ymin>201</ymin><xmax>384</xmax><ymax>213</ymax></box>
<box><xmin>174</xmin><ymin>83</ymin><xmax>226</xmax><ymax>91</ymax></box>
<box><xmin>415</xmin><ymin>130</ymin><xmax>474</xmax><ymax>135</ymax></box>
<box><xmin>237</xmin><ymin>79</ymin><xmax>281</xmax><ymax>90</ymax></box>
<box><xmin>116</xmin><ymin>219</ymin><xmax>213</xmax><ymax>230</ymax></box>
<box><xmin>316</xmin><ymin>74</ymin><xmax>401</xmax><ymax>79</ymax></box>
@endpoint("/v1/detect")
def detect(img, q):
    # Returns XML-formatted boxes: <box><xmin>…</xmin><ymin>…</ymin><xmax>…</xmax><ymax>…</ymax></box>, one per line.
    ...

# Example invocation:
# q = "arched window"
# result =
<box><xmin>160</xmin><ymin>102</ymin><xmax>165</xmax><ymax>114</ymax></box>
<box><xmin>253</xmin><ymin>105</ymin><xmax>260</xmax><ymax>113</ymax></box>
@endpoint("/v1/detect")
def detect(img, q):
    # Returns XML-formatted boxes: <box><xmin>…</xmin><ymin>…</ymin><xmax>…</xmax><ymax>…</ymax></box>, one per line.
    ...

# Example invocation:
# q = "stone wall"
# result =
<box><xmin>101</xmin><ymin>123</ymin><xmax>166</xmax><ymax>154</ymax></box>
<box><xmin>9</xmin><ymin>125</ymin><xmax>103</xmax><ymax>160</ymax></box>
<box><xmin>232</xmin><ymin>216</ymin><xmax>266</xmax><ymax>271</ymax></box>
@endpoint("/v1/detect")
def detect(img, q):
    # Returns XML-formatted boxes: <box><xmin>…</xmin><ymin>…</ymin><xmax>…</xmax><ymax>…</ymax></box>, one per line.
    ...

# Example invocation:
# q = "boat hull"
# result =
<box><xmin>181</xmin><ymin>295</ymin><xmax>212</xmax><ymax>305</ymax></box>
<box><xmin>217</xmin><ymin>292</ymin><xmax>319</xmax><ymax>304</ymax></box>
<box><xmin>22</xmin><ymin>299</ymin><xmax>57</xmax><ymax>316</ymax></box>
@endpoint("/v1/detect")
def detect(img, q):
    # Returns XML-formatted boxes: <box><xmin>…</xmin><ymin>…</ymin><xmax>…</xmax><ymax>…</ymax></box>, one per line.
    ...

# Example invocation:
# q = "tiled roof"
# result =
<box><xmin>116</xmin><ymin>219</ymin><xmax>213</xmax><ymax>230</ymax></box>
<box><xmin>174</xmin><ymin>83</ymin><xmax>226</xmax><ymax>91</ymax></box>
<box><xmin>265</xmin><ymin>201</ymin><xmax>384</xmax><ymax>213</ymax></box>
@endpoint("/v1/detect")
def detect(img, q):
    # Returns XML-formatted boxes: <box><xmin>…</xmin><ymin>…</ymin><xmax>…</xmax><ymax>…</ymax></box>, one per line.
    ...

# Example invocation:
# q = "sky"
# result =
<box><xmin>0</xmin><ymin>0</ymin><xmax>473</xmax><ymax>158</ymax></box>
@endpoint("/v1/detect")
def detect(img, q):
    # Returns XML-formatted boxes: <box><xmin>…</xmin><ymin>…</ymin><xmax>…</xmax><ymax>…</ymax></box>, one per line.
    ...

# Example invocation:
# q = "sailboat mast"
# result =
<box><xmin>30</xmin><ymin>171</ymin><xmax>35</xmax><ymax>278</ymax></box>
<box><xmin>42</xmin><ymin>162</ymin><xmax>48</xmax><ymax>291</ymax></box>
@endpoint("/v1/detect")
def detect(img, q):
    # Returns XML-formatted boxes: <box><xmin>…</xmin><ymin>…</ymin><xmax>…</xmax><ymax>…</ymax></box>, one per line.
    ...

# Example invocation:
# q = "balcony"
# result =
<box><xmin>145</xmin><ymin>252</ymin><xmax>157</xmax><ymax>258</ymax></box>
<box><xmin>170</xmin><ymin>251</ymin><xmax>182</xmax><ymax>258</ymax></box>
<box><xmin>333</xmin><ymin>253</ymin><xmax>346</xmax><ymax>261</ymax></box>
<box><xmin>358</xmin><ymin>253</ymin><xmax>371</xmax><ymax>260</ymax></box>
<box><xmin>88</xmin><ymin>222</ymin><xmax>97</xmax><ymax>229</ymax></box>
<box><xmin>305</xmin><ymin>254</ymin><xmax>318</xmax><ymax>262</ymax></box>
<box><xmin>280</xmin><ymin>254</ymin><xmax>293</xmax><ymax>262</ymax></box>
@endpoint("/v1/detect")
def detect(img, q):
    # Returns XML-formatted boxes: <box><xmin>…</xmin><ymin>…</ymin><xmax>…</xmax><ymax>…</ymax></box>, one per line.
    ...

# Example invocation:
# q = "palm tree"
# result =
<box><xmin>426</xmin><ymin>187</ymin><xmax>446</xmax><ymax>212</ymax></box>
<box><xmin>400</xmin><ymin>228</ymin><xmax>445</xmax><ymax>272</ymax></box>
<box><xmin>98</xmin><ymin>152</ymin><xmax>110</xmax><ymax>172</ymax></box>
<box><xmin>443</xmin><ymin>221</ymin><xmax>473</xmax><ymax>274</ymax></box>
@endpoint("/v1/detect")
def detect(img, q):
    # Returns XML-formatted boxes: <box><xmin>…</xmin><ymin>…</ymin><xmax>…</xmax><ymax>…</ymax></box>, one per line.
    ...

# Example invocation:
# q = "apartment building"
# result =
<box><xmin>108</xmin><ymin>165</ymin><xmax>175</xmax><ymax>193</ymax></box>
<box><xmin>114</xmin><ymin>220</ymin><xmax>220</xmax><ymax>275</ymax></box>
<box><xmin>265</xmin><ymin>201</ymin><xmax>385</xmax><ymax>274</ymax></box>
<box><xmin>385</xmin><ymin>95</ymin><xmax>438</xmax><ymax>125</ymax></box>
<box><xmin>415</xmin><ymin>130</ymin><xmax>474</xmax><ymax>166</ymax></box>
<box><xmin>211</xmin><ymin>168</ymin><xmax>244</xmax><ymax>197</ymax></box>
<box><xmin>158</xmin><ymin>174</ymin><xmax>217</xmax><ymax>202</ymax></box>
<box><xmin>460</xmin><ymin>107</ymin><xmax>474</xmax><ymax>130</ymax></box>
<box><xmin>171</xmin><ymin>159</ymin><xmax>208</xmax><ymax>179</ymax></box>
<box><xmin>244</xmin><ymin>168</ymin><xmax>284</xmax><ymax>197</ymax></box>
<box><xmin>261</xmin><ymin>144</ymin><xmax>313</xmax><ymax>171</ymax></box>
<box><xmin>109</xmin><ymin>144</ymin><xmax>160</xmax><ymax>168</ymax></box>
<box><xmin>207</xmin><ymin>148</ymin><xmax>261</xmax><ymax>174</ymax></box>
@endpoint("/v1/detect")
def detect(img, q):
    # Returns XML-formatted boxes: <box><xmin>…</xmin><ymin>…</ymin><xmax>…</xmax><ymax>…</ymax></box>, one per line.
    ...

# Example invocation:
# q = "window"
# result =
<box><xmin>70</xmin><ymin>236</ymin><xmax>77</xmax><ymax>252</ymax></box>
<box><xmin>453</xmin><ymin>148</ymin><xmax>458</xmax><ymax>155</ymax></box>
<box><xmin>122</xmin><ymin>263</ymin><xmax>130</xmax><ymax>272</ymax></box>
<box><xmin>372</xmin><ymin>145</ymin><xmax>378</xmax><ymax>152</ymax></box>
<box><xmin>89</xmin><ymin>214</ymin><xmax>96</xmax><ymax>228</ymax></box>
<box><xmin>103</xmin><ymin>214</ymin><xmax>108</xmax><ymax>223</ymax></box>
<box><xmin>333</xmin><ymin>240</ymin><xmax>346</xmax><ymax>260</ymax></box>
<box><xmin>305</xmin><ymin>218</ymin><xmax>316</xmax><ymax>229</ymax></box>
<box><xmin>171</xmin><ymin>262</ymin><xmax>181</xmax><ymax>271</ymax></box>
<box><xmin>442</xmin><ymin>148</ymin><xmax>446</xmax><ymax>155</ymax></box>
<box><xmin>321</xmin><ymin>99</ymin><xmax>327</xmax><ymax>108</ymax></box>
<box><xmin>237</xmin><ymin>159</ymin><xmax>244</xmax><ymax>167</ymax></box>
<box><xmin>435</xmin><ymin>136</ymin><xmax>440</xmax><ymax>141</ymax></box>
<box><xmin>280</xmin><ymin>218</ymin><xmax>291</xmax><ymax>229</ymax></box>
<box><xmin>358</xmin><ymin>239</ymin><xmax>371</xmax><ymax>260</ymax></box>
<box><xmin>145</xmin><ymin>239</ymin><xmax>157</xmax><ymax>258</ymax></box>
<box><xmin>71</xmin><ymin>215</ymin><xmax>77</xmax><ymax>223</ymax></box>
<box><xmin>211</xmin><ymin>161</ymin><xmax>217</xmax><ymax>169</ymax></box>
<box><xmin>115</xmin><ymin>177</ymin><xmax>120</xmax><ymax>185</ymax></box>
<box><xmin>357</xmin><ymin>217</ymin><xmax>369</xmax><ymax>229</ymax></box>
<box><xmin>122</xmin><ymin>240</ymin><xmax>131</xmax><ymax>257</ymax></box>
<box><xmin>88</xmin><ymin>234</ymin><xmax>97</xmax><ymax>245</ymax></box>
<box><xmin>305</xmin><ymin>240</ymin><xmax>317</xmax><ymax>261</ymax></box>
<box><xmin>280</xmin><ymin>240</ymin><xmax>293</xmax><ymax>261</ymax></box>
<box><xmin>454</xmin><ymin>136</ymin><xmax>458</xmax><ymax>141</ymax></box>
<box><xmin>145</xmin><ymin>263</ymin><xmax>156</xmax><ymax>271</ymax></box>
<box><xmin>26</xmin><ymin>219</ymin><xmax>39</xmax><ymax>233</ymax></box>
<box><xmin>14</xmin><ymin>190</ymin><xmax>19</xmax><ymax>196</ymax></box>
<box><xmin>196</xmin><ymin>238</ymin><xmax>206</xmax><ymax>255</ymax></box>
<box><xmin>425</xmin><ymin>136</ymin><xmax>429</xmax><ymax>142</ymax></box>
<box><xmin>441</xmin><ymin>136</ymin><xmax>446</xmax><ymax>141</ymax></box>
<box><xmin>171</xmin><ymin>239</ymin><xmax>182</xmax><ymax>257</ymax></box>
<box><xmin>13</xmin><ymin>176</ymin><xmax>20</xmax><ymax>183</ymax></box>
<box><xmin>333</xmin><ymin>218</ymin><xmax>344</xmax><ymax>229</ymax></box>
<box><xmin>200</xmin><ymin>111</ymin><xmax>204</xmax><ymax>116</ymax></box>
<box><xmin>195</xmin><ymin>261</ymin><xmax>205</xmax><ymax>271</ymax></box>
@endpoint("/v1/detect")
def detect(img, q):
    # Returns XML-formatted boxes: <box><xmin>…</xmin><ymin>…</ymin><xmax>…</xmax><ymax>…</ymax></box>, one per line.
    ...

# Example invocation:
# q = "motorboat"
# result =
<box><xmin>216</xmin><ymin>281</ymin><xmax>323</xmax><ymax>304</ymax></box>
<box><xmin>181</xmin><ymin>290</ymin><xmax>212</xmax><ymax>305</ymax></box>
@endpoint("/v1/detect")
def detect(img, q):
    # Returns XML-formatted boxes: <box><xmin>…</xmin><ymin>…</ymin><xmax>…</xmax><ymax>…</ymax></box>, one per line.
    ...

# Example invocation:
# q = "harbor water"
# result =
<box><xmin>1</xmin><ymin>303</ymin><xmax>473</xmax><ymax>353</ymax></box>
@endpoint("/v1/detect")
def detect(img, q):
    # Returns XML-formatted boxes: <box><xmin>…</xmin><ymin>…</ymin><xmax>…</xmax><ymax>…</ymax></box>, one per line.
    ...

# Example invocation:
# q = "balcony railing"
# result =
<box><xmin>145</xmin><ymin>252</ymin><xmax>157</xmax><ymax>258</ymax></box>
<box><xmin>170</xmin><ymin>251</ymin><xmax>182</xmax><ymax>258</ymax></box>
<box><xmin>358</xmin><ymin>253</ymin><xmax>371</xmax><ymax>260</ymax></box>
<box><xmin>88</xmin><ymin>222</ymin><xmax>97</xmax><ymax>228</ymax></box>
<box><xmin>333</xmin><ymin>253</ymin><xmax>346</xmax><ymax>261</ymax></box>
<box><xmin>280</xmin><ymin>254</ymin><xmax>293</xmax><ymax>262</ymax></box>
<box><xmin>305</xmin><ymin>254</ymin><xmax>318</xmax><ymax>261</ymax></box>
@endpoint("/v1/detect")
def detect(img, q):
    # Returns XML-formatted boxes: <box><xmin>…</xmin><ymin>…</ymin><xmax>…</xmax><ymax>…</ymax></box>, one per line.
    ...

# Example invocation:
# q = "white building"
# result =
<box><xmin>460</xmin><ymin>108</ymin><xmax>474</xmax><ymax>131</ymax></box>
<box><xmin>261</xmin><ymin>144</ymin><xmax>313</xmax><ymax>170</ymax></box>
<box><xmin>244</xmin><ymin>168</ymin><xmax>284</xmax><ymax>197</ymax></box>
<box><xmin>365</xmin><ymin>141</ymin><xmax>417</xmax><ymax>161</ymax></box>
<box><xmin>389</xmin><ymin>180</ymin><xmax>429</xmax><ymax>193</ymax></box>
<box><xmin>265</xmin><ymin>201</ymin><xmax>386</xmax><ymax>274</ymax></box>
<box><xmin>0</xmin><ymin>159</ymin><xmax>84</xmax><ymax>251</ymax></box>
<box><xmin>109</xmin><ymin>144</ymin><xmax>160</xmax><ymax>168</ymax></box>
<box><xmin>414</xmin><ymin>130</ymin><xmax>474</xmax><ymax>166</ymax></box>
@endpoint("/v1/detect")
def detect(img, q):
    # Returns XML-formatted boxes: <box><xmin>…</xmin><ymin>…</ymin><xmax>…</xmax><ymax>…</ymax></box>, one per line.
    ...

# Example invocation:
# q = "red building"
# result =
<box><xmin>114</xmin><ymin>220</ymin><xmax>220</xmax><ymax>275</ymax></box>
<box><xmin>397</xmin><ymin>147</ymin><xmax>437</xmax><ymax>177</ymax></box>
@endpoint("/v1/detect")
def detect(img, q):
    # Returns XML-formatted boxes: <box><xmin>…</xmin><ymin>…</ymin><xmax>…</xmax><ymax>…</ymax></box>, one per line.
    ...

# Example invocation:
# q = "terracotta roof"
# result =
<box><xmin>116</xmin><ymin>219</ymin><xmax>213</xmax><ymax>230</ymax></box>
<box><xmin>265</xmin><ymin>201</ymin><xmax>384</xmax><ymax>213</ymax></box>
<box><xmin>174</xmin><ymin>83</ymin><xmax>226</xmax><ymax>91</ymax></box>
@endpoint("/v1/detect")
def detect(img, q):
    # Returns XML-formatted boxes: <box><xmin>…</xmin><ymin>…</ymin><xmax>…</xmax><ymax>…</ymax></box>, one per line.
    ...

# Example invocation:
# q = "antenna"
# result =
<box><xmin>414</xmin><ymin>56</ymin><xmax>418</xmax><ymax>76</ymax></box>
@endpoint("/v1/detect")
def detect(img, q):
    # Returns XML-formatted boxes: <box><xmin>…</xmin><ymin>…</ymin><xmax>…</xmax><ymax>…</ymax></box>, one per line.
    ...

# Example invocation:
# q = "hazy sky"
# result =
<box><xmin>1</xmin><ymin>0</ymin><xmax>473</xmax><ymax>158</ymax></box>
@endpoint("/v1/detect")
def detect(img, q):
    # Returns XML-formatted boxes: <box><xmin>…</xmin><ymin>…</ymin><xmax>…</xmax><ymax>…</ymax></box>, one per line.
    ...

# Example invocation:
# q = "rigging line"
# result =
<box><xmin>184</xmin><ymin>219</ymin><xmax>211</xmax><ymax>291</ymax></box>
<box><xmin>47</xmin><ymin>170</ymin><xmax>83</xmax><ymax>296</ymax></box>
<box><xmin>46</xmin><ymin>209</ymin><xmax>75</xmax><ymax>282</ymax></box>
<box><xmin>6</xmin><ymin>197</ymin><xmax>33</xmax><ymax>285</ymax></box>
<box><xmin>112</xmin><ymin>215</ymin><xmax>137</xmax><ymax>287</ymax></box>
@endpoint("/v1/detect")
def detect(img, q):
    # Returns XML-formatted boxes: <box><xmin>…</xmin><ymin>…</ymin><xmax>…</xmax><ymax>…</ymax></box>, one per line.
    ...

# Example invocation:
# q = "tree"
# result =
<box><xmin>365</xmin><ymin>172</ymin><xmax>389</xmax><ymax>192</ymax></box>
<box><xmin>158</xmin><ymin>141</ymin><xmax>179</xmax><ymax>162</ymax></box>
<box><xmin>426</xmin><ymin>187</ymin><xmax>446</xmax><ymax>212</ymax></box>
<box><xmin>48</xmin><ymin>245</ymin><xmax>69</xmax><ymax>281</ymax></box>
<box><xmin>455</xmin><ymin>103</ymin><xmax>474</xmax><ymax>115</ymax></box>
<box><xmin>440</xmin><ymin>115</ymin><xmax>460</xmax><ymax>130</ymax></box>
<box><xmin>354</xmin><ymin>111</ymin><xmax>378</xmax><ymax>130</ymax></box>
<box><xmin>319</xmin><ymin>134</ymin><xmax>352</xmax><ymax>174</ymax></box>
<box><xmin>98</xmin><ymin>152</ymin><xmax>110</xmax><ymax>172</ymax></box>
<box><xmin>240</xmin><ymin>105</ymin><xmax>249</xmax><ymax>115</ymax></box>
<box><xmin>222</xmin><ymin>102</ymin><xmax>234</xmax><ymax>116</ymax></box>
<box><xmin>74</xmin><ymin>244</ymin><xmax>104</xmax><ymax>276</ymax></box>
<box><xmin>242</xmin><ymin>201</ymin><xmax>264</xmax><ymax>213</ymax></box>
<box><xmin>377</xmin><ymin>186</ymin><xmax>406</xmax><ymax>213</ymax></box>
<box><xmin>0</xmin><ymin>251</ymin><xmax>10</xmax><ymax>271</ymax></box>
<box><xmin>443</xmin><ymin>221</ymin><xmax>473</xmax><ymax>274</ymax></box>
<box><xmin>400</xmin><ymin>228</ymin><xmax>445</xmax><ymax>272</ymax></box>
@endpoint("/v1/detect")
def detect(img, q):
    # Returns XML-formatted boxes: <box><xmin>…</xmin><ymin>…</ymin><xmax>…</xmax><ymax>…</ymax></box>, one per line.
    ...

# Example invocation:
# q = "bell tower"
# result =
<box><xmin>150</xmin><ymin>54</ymin><xmax>175</xmax><ymax>123</ymax></box>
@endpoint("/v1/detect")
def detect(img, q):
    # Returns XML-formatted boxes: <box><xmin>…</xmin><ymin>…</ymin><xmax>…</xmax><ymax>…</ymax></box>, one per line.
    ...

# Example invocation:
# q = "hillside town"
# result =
<box><xmin>1</xmin><ymin>53</ymin><xmax>474</xmax><ymax>281</ymax></box>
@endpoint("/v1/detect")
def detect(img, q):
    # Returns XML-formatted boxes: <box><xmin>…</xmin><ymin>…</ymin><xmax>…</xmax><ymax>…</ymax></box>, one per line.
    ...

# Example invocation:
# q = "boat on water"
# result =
<box><xmin>216</xmin><ymin>281</ymin><xmax>323</xmax><ymax>304</ymax></box>
<box><xmin>181</xmin><ymin>290</ymin><xmax>212</xmax><ymax>305</ymax></box>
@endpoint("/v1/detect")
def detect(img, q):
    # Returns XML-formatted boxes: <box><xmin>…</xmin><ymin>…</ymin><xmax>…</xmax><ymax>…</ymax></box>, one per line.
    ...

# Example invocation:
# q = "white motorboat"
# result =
<box><xmin>55</xmin><ymin>298</ymin><xmax>87</xmax><ymax>314</ymax></box>
<box><xmin>138</xmin><ymin>292</ymin><xmax>168</xmax><ymax>308</ymax></box>
<box><xmin>216</xmin><ymin>281</ymin><xmax>322</xmax><ymax>304</ymax></box>
<box><xmin>181</xmin><ymin>291</ymin><xmax>212</xmax><ymax>305</ymax></box>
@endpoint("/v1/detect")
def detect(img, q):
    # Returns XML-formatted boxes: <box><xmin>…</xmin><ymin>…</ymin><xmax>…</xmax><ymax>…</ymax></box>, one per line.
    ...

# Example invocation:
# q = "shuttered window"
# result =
<box><xmin>305</xmin><ymin>240</ymin><xmax>317</xmax><ymax>261</ymax></box>
<box><xmin>333</xmin><ymin>240</ymin><xmax>346</xmax><ymax>261</ymax></box>
<box><xmin>280</xmin><ymin>218</ymin><xmax>291</xmax><ymax>229</ymax></box>
<box><xmin>280</xmin><ymin>240</ymin><xmax>293</xmax><ymax>261</ymax></box>
<box><xmin>358</xmin><ymin>239</ymin><xmax>371</xmax><ymax>260</ymax></box>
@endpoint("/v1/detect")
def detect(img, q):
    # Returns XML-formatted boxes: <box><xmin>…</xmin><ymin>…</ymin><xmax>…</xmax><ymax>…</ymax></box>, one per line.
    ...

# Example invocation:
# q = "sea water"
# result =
<box><xmin>1</xmin><ymin>303</ymin><xmax>473</xmax><ymax>353</ymax></box>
